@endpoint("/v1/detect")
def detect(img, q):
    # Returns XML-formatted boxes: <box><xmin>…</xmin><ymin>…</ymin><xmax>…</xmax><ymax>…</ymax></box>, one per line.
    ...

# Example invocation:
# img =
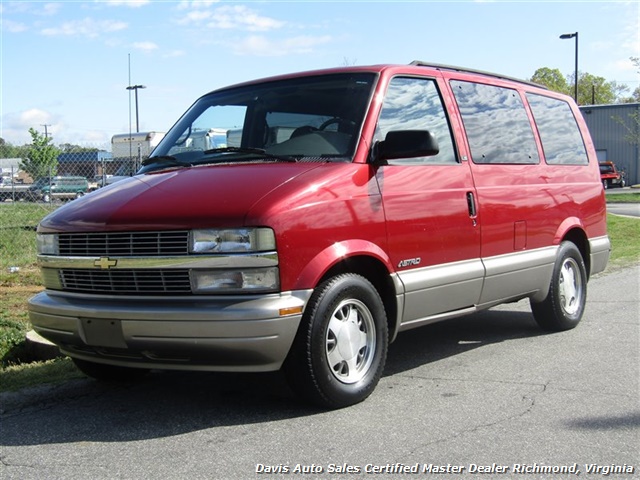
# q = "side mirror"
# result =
<box><xmin>374</xmin><ymin>130</ymin><xmax>439</xmax><ymax>164</ymax></box>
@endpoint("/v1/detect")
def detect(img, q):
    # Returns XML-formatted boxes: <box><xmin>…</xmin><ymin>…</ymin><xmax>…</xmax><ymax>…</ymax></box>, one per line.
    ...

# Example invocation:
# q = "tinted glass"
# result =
<box><xmin>451</xmin><ymin>80</ymin><xmax>539</xmax><ymax>164</ymax></box>
<box><xmin>151</xmin><ymin>73</ymin><xmax>376</xmax><ymax>167</ymax></box>
<box><xmin>526</xmin><ymin>93</ymin><xmax>588</xmax><ymax>165</ymax></box>
<box><xmin>377</xmin><ymin>77</ymin><xmax>456</xmax><ymax>165</ymax></box>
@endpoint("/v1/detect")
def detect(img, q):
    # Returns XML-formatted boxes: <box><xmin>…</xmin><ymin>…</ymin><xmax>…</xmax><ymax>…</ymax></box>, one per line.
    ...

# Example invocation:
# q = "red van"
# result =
<box><xmin>29</xmin><ymin>62</ymin><xmax>610</xmax><ymax>408</ymax></box>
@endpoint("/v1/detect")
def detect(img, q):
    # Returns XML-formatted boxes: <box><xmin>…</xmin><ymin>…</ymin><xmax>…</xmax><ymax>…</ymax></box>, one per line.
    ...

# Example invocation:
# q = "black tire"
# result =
<box><xmin>72</xmin><ymin>358</ymin><xmax>149</xmax><ymax>382</ymax></box>
<box><xmin>284</xmin><ymin>274</ymin><xmax>388</xmax><ymax>409</ymax></box>
<box><xmin>530</xmin><ymin>241</ymin><xmax>587</xmax><ymax>332</ymax></box>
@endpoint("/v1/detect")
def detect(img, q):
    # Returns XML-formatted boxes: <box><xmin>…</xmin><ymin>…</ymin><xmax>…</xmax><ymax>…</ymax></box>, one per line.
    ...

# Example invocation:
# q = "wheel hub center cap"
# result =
<box><xmin>337</xmin><ymin>319</ymin><xmax>360</xmax><ymax>360</ymax></box>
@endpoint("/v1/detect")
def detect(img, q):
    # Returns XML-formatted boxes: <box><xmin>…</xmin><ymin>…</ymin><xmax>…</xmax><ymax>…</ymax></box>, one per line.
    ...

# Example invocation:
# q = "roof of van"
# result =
<box><xmin>409</xmin><ymin>61</ymin><xmax>547</xmax><ymax>89</ymax></box>
<box><xmin>206</xmin><ymin>61</ymin><xmax>547</xmax><ymax>97</ymax></box>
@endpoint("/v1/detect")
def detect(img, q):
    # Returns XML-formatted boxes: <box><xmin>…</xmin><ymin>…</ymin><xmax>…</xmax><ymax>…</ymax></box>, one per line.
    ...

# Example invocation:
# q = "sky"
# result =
<box><xmin>1</xmin><ymin>0</ymin><xmax>639</xmax><ymax>149</ymax></box>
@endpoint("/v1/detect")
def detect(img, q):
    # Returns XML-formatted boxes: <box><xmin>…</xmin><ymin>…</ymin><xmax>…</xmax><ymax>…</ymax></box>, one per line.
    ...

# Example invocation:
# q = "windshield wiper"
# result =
<box><xmin>141</xmin><ymin>155</ymin><xmax>191</xmax><ymax>167</ymax></box>
<box><xmin>139</xmin><ymin>155</ymin><xmax>194</xmax><ymax>174</ymax></box>
<box><xmin>202</xmin><ymin>147</ymin><xmax>298</xmax><ymax>163</ymax></box>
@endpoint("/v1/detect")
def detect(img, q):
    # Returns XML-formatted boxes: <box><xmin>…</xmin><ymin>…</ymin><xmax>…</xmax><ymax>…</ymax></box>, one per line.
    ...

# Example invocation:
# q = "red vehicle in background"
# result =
<box><xmin>29</xmin><ymin>62</ymin><xmax>610</xmax><ymax>408</ymax></box>
<box><xmin>599</xmin><ymin>161</ymin><xmax>626</xmax><ymax>189</ymax></box>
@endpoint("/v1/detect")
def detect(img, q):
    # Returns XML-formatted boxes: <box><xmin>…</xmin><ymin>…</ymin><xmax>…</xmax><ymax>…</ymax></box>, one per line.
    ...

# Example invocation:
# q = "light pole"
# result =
<box><xmin>126</xmin><ymin>84</ymin><xmax>146</xmax><ymax>132</ymax></box>
<box><xmin>559</xmin><ymin>32</ymin><xmax>578</xmax><ymax>103</ymax></box>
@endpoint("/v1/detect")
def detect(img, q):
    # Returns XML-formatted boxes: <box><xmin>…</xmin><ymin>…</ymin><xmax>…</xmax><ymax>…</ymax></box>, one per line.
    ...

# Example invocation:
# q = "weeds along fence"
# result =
<box><xmin>0</xmin><ymin>203</ymin><xmax>56</xmax><ymax>281</ymax></box>
<box><xmin>1</xmin><ymin>150</ymin><xmax>139</xmax><ymax>284</ymax></box>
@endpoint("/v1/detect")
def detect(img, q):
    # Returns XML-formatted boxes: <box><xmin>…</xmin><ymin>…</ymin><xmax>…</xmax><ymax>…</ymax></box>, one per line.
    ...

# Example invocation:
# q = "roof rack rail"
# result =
<box><xmin>409</xmin><ymin>61</ymin><xmax>547</xmax><ymax>90</ymax></box>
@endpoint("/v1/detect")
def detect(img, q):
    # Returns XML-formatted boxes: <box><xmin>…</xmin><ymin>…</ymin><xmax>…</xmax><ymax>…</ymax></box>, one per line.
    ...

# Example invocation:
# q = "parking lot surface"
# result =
<box><xmin>1</xmin><ymin>264</ymin><xmax>638</xmax><ymax>480</ymax></box>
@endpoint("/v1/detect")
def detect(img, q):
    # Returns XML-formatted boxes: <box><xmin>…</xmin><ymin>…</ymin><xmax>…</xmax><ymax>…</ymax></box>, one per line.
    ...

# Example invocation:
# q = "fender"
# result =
<box><xmin>554</xmin><ymin>216</ymin><xmax>585</xmax><ymax>244</ymax></box>
<box><xmin>292</xmin><ymin>239</ymin><xmax>394</xmax><ymax>291</ymax></box>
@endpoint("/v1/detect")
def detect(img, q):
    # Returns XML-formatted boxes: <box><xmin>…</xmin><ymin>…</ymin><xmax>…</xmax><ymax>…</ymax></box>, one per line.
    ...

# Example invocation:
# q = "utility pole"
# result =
<box><xmin>41</xmin><ymin>124</ymin><xmax>51</xmax><ymax>138</ymax></box>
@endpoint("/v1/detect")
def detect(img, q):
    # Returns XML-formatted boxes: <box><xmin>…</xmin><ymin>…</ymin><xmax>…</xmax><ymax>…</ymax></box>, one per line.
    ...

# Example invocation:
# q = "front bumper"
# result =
<box><xmin>28</xmin><ymin>289</ymin><xmax>312</xmax><ymax>372</ymax></box>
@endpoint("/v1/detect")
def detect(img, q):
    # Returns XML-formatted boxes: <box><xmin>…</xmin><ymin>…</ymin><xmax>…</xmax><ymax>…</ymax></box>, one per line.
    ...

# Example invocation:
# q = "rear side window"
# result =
<box><xmin>451</xmin><ymin>80</ymin><xmax>539</xmax><ymax>164</ymax></box>
<box><xmin>526</xmin><ymin>93</ymin><xmax>588</xmax><ymax>165</ymax></box>
<box><xmin>376</xmin><ymin>77</ymin><xmax>457</xmax><ymax>165</ymax></box>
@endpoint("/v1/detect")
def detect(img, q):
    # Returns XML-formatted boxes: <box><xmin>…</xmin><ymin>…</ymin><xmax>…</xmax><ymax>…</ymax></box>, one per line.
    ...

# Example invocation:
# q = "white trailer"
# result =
<box><xmin>111</xmin><ymin>131</ymin><xmax>165</xmax><ymax>160</ymax></box>
<box><xmin>108</xmin><ymin>131</ymin><xmax>165</xmax><ymax>185</ymax></box>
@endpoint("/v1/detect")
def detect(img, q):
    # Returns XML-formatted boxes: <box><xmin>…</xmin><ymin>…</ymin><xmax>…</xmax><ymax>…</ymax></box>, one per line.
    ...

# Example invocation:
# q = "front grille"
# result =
<box><xmin>60</xmin><ymin>269</ymin><xmax>192</xmax><ymax>294</ymax></box>
<box><xmin>58</xmin><ymin>231</ymin><xmax>190</xmax><ymax>257</ymax></box>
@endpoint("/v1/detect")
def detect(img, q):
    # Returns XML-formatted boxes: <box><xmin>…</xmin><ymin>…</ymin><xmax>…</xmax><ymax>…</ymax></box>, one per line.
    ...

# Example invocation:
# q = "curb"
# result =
<box><xmin>25</xmin><ymin>330</ymin><xmax>63</xmax><ymax>361</ymax></box>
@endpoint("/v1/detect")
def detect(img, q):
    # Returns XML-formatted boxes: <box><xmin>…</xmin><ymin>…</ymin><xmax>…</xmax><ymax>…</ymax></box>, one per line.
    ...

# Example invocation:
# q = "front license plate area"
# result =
<box><xmin>80</xmin><ymin>318</ymin><xmax>127</xmax><ymax>348</ymax></box>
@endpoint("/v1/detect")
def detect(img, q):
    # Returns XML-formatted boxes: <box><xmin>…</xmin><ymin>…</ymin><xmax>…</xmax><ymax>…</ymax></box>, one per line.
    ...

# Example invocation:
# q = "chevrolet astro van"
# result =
<box><xmin>29</xmin><ymin>62</ymin><xmax>610</xmax><ymax>408</ymax></box>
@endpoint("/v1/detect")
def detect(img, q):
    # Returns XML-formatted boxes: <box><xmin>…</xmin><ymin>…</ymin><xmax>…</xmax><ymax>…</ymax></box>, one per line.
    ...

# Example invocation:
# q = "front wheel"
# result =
<box><xmin>284</xmin><ymin>274</ymin><xmax>388</xmax><ymax>409</ymax></box>
<box><xmin>530</xmin><ymin>241</ymin><xmax>587</xmax><ymax>331</ymax></box>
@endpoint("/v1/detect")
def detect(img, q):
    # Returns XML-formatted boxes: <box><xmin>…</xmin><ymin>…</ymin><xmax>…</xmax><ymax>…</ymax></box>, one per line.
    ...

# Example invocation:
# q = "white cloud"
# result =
<box><xmin>100</xmin><ymin>0</ymin><xmax>152</xmax><ymax>8</ymax></box>
<box><xmin>176</xmin><ymin>1</ymin><xmax>220</xmax><ymax>11</ymax></box>
<box><xmin>40</xmin><ymin>3</ymin><xmax>62</xmax><ymax>16</ymax></box>
<box><xmin>163</xmin><ymin>49</ymin><xmax>186</xmax><ymax>58</ymax></box>
<box><xmin>1</xmin><ymin>19</ymin><xmax>28</xmax><ymax>33</ymax></box>
<box><xmin>40</xmin><ymin>18</ymin><xmax>128</xmax><ymax>37</ymax></box>
<box><xmin>177</xmin><ymin>4</ymin><xmax>285</xmax><ymax>32</ymax></box>
<box><xmin>132</xmin><ymin>41</ymin><xmax>159</xmax><ymax>52</ymax></box>
<box><xmin>1</xmin><ymin>109</ymin><xmax>60</xmax><ymax>145</ymax></box>
<box><xmin>233</xmin><ymin>34</ymin><xmax>332</xmax><ymax>57</ymax></box>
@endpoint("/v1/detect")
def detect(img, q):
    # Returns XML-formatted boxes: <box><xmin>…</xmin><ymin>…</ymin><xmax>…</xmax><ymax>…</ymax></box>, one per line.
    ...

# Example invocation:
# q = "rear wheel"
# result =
<box><xmin>72</xmin><ymin>358</ymin><xmax>149</xmax><ymax>382</ymax></box>
<box><xmin>284</xmin><ymin>274</ymin><xmax>388</xmax><ymax>409</ymax></box>
<box><xmin>530</xmin><ymin>241</ymin><xmax>587</xmax><ymax>331</ymax></box>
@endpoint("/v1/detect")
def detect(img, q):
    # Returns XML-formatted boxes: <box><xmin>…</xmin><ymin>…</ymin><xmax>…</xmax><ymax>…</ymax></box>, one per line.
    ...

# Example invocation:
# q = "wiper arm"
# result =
<box><xmin>139</xmin><ymin>155</ymin><xmax>193</xmax><ymax>173</ymax></box>
<box><xmin>141</xmin><ymin>155</ymin><xmax>191</xmax><ymax>167</ymax></box>
<box><xmin>203</xmin><ymin>147</ymin><xmax>298</xmax><ymax>162</ymax></box>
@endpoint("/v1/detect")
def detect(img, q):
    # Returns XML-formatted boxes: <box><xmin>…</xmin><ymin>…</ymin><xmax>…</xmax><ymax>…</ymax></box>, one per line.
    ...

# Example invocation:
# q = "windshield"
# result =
<box><xmin>145</xmin><ymin>73</ymin><xmax>376</xmax><ymax>172</ymax></box>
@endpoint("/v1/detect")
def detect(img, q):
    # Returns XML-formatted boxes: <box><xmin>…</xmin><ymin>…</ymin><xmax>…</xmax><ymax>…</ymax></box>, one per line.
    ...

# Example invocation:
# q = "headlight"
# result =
<box><xmin>36</xmin><ymin>234</ymin><xmax>59</xmax><ymax>255</ymax></box>
<box><xmin>191</xmin><ymin>267</ymin><xmax>279</xmax><ymax>293</ymax></box>
<box><xmin>190</xmin><ymin>228</ymin><xmax>276</xmax><ymax>253</ymax></box>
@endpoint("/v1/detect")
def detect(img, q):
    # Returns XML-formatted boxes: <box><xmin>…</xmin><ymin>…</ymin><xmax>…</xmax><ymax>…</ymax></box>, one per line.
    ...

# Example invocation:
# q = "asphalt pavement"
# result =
<box><xmin>1</xmin><ymin>264</ymin><xmax>638</xmax><ymax>480</ymax></box>
<box><xmin>607</xmin><ymin>202</ymin><xmax>640</xmax><ymax>218</ymax></box>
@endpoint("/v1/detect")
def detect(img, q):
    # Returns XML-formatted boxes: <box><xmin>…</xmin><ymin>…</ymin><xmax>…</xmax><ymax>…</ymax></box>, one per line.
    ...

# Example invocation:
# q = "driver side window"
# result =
<box><xmin>377</xmin><ymin>77</ymin><xmax>457</xmax><ymax>165</ymax></box>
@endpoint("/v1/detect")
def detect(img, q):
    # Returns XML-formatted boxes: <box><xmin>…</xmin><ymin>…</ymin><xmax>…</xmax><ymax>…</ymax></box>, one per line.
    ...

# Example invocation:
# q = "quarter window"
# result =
<box><xmin>377</xmin><ymin>77</ymin><xmax>457</xmax><ymax>165</ymax></box>
<box><xmin>526</xmin><ymin>93</ymin><xmax>588</xmax><ymax>165</ymax></box>
<box><xmin>451</xmin><ymin>81</ymin><xmax>539</xmax><ymax>164</ymax></box>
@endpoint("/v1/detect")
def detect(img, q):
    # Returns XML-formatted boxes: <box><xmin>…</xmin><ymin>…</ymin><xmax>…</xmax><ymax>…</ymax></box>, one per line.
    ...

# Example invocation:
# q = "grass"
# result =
<box><xmin>606</xmin><ymin>213</ymin><xmax>640</xmax><ymax>268</ymax></box>
<box><xmin>605</xmin><ymin>192</ymin><xmax>640</xmax><ymax>203</ymax></box>
<box><xmin>0</xmin><ymin>198</ymin><xmax>638</xmax><ymax>393</ymax></box>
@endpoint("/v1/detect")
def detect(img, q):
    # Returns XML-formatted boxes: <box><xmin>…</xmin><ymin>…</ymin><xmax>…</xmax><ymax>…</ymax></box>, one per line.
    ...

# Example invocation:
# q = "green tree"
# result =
<box><xmin>570</xmin><ymin>72</ymin><xmax>628</xmax><ymax>105</ymax></box>
<box><xmin>612</xmin><ymin>57</ymin><xmax>640</xmax><ymax>147</ymax></box>
<box><xmin>0</xmin><ymin>138</ymin><xmax>28</xmax><ymax>159</ymax></box>
<box><xmin>530</xmin><ymin>68</ymin><xmax>570</xmax><ymax>95</ymax></box>
<box><xmin>530</xmin><ymin>67</ymin><xmax>628</xmax><ymax>105</ymax></box>
<box><xmin>620</xmin><ymin>57</ymin><xmax>640</xmax><ymax>103</ymax></box>
<box><xmin>20</xmin><ymin>128</ymin><xmax>60</xmax><ymax>180</ymax></box>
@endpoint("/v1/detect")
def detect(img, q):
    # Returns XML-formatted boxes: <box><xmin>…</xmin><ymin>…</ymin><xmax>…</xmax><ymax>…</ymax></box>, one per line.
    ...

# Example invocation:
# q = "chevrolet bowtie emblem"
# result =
<box><xmin>94</xmin><ymin>257</ymin><xmax>118</xmax><ymax>269</ymax></box>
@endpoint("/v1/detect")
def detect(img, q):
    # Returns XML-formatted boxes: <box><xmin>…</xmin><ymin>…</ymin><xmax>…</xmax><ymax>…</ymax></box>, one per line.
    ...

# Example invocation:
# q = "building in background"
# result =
<box><xmin>57</xmin><ymin>151</ymin><xmax>113</xmax><ymax>179</ymax></box>
<box><xmin>580</xmin><ymin>103</ymin><xmax>640</xmax><ymax>186</ymax></box>
<box><xmin>0</xmin><ymin>158</ymin><xmax>26</xmax><ymax>182</ymax></box>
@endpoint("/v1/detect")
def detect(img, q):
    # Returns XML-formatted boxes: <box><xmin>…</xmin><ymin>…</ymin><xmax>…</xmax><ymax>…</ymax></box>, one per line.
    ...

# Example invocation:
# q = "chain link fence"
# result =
<box><xmin>1</xmin><ymin>149</ymin><xmax>142</xmax><ymax>284</ymax></box>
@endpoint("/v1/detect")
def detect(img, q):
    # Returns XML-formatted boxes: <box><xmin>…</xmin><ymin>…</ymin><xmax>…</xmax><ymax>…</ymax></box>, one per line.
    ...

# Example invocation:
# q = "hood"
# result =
<box><xmin>38</xmin><ymin>163</ymin><xmax>323</xmax><ymax>232</ymax></box>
